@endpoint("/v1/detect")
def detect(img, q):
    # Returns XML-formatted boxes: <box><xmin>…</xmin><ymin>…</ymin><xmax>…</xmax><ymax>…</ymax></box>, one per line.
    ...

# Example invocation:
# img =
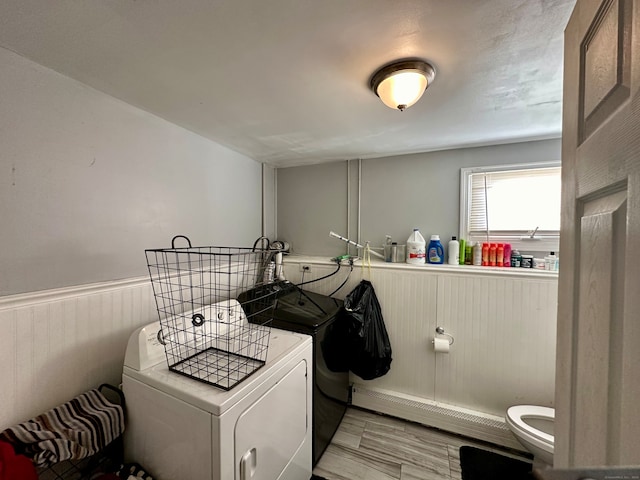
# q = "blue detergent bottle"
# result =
<box><xmin>427</xmin><ymin>235</ymin><xmax>444</xmax><ymax>264</ymax></box>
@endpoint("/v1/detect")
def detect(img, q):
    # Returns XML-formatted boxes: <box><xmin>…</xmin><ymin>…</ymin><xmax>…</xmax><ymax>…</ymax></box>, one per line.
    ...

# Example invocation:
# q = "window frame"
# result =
<box><xmin>459</xmin><ymin>161</ymin><xmax>561</xmax><ymax>253</ymax></box>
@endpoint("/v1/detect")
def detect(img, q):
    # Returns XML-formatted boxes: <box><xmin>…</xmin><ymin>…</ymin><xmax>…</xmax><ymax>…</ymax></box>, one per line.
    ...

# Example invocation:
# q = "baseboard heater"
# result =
<box><xmin>351</xmin><ymin>384</ymin><xmax>523</xmax><ymax>451</ymax></box>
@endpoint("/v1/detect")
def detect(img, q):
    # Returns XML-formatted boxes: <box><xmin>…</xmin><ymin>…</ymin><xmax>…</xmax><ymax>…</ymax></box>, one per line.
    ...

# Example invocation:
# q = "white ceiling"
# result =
<box><xmin>0</xmin><ymin>0</ymin><xmax>576</xmax><ymax>168</ymax></box>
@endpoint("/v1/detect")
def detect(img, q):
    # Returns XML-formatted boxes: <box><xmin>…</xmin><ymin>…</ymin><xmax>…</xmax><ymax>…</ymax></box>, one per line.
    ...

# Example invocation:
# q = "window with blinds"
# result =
<box><xmin>460</xmin><ymin>162</ymin><xmax>561</xmax><ymax>251</ymax></box>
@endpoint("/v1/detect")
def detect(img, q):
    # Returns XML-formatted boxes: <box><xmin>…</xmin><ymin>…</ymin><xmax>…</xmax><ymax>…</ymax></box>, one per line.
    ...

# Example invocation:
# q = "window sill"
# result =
<box><xmin>466</xmin><ymin>237</ymin><xmax>560</xmax><ymax>255</ymax></box>
<box><xmin>284</xmin><ymin>255</ymin><xmax>559</xmax><ymax>280</ymax></box>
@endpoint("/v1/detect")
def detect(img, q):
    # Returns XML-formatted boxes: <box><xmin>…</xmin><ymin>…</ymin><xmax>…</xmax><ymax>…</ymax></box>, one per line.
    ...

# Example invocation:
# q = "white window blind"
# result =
<box><xmin>461</xmin><ymin>163</ymin><xmax>561</xmax><ymax>250</ymax></box>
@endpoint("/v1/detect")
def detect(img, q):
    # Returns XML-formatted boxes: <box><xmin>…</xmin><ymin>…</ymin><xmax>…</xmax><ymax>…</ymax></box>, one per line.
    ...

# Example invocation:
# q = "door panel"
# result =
<box><xmin>557</xmin><ymin>0</ymin><xmax>640</xmax><ymax>468</ymax></box>
<box><xmin>573</xmin><ymin>190</ymin><xmax>627</xmax><ymax>465</ymax></box>
<box><xmin>580</xmin><ymin>0</ymin><xmax>632</xmax><ymax>141</ymax></box>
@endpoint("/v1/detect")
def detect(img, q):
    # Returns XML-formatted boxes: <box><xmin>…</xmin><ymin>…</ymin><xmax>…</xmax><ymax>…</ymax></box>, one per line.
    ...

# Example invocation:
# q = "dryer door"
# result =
<box><xmin>235</xmin><ymin>360</ymin><xmax>309</xmax><ymax>480</ymax></box>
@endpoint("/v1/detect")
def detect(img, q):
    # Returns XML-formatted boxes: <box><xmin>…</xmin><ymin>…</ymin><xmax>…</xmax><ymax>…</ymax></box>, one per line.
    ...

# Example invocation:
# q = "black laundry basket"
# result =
<box><xmin>145</xmin><ymin>236</ymin><xmax>280</xmax><ymax>390</ymax></box>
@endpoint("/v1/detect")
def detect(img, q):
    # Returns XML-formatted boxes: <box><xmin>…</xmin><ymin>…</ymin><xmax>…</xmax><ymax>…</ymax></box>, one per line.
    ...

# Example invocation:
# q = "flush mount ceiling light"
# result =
<box><xmin>370</xmin><ymin>60</ymin><xmax>436</xmax><ymax>111</ymax></box>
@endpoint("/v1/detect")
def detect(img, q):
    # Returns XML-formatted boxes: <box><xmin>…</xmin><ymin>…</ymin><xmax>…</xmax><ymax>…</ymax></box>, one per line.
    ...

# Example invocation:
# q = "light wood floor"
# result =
<box><xmin>312</xmin><ymin>407</ymin><xmax>531</xmax><ymax>480</ymax></box>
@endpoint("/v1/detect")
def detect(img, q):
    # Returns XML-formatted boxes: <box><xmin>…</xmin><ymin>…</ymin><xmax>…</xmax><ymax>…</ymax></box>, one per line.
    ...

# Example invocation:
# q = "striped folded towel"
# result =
<box><xmin>0</xmin><ymin>388</ymin><xmax>124</xmax><ymax>468</ymax></box>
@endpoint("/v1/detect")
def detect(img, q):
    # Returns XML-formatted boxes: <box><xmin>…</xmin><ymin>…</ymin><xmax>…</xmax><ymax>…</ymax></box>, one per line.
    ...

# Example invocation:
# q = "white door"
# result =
<box><xmin>556</xmin><ymin>0</ymin><xmax>640</xmax><ymax>468</ymax></box>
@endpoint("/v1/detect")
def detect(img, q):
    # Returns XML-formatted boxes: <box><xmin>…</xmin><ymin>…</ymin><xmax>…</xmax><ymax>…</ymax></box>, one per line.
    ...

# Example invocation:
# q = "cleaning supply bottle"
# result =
<box><xmin>275</xmin><ymin>252</ymin><xmax>286</xmax><ymax>280</ymax></box>
<box><xmin>503</xmin><ymin>243</ymin><xmax>512</xmax><ymax>268</ymax></box>
<box><xmin>427</xmin><ymin>235</ymin><xmax>444</xmax><ymax>264</ymax></box>
<box><xmin>406</xmin><ymin>228</ymin><xmax>426</xmax><ymax>265</ymax></box>
<box><xmin>489</xmin><ymin>243</ymin><xmax>497</xmax><ymax>266</ymax></box>
<box><xmin>448</xmin><ymin>236</ymin><xmax>459</xmax><ymax>265</ymax></box>
<box><xmin>545</xmin><ymin>252</ymin><xmax>558</xmax><ymax>271</ymax></box>
<box><xmin>511</xmin><ymin>248</ymin><xmax>522</xmax><ymax>267</ymax></box>
<box><xmin>458</xmin><ymin>238</ymin><xmax>466</xmax><ymax>265</ymax></box>
<box><xmin>384</xmin><ymin>235</ymin><xmax>393</xmax><ymax>262</ymax></box>
<box><xmin>473</xmin><ymin>242</ymin><xmax>482</xmax><ymax>266</ymax></box>
<box><xmin>263</xmin><ymin>261</ymin><xmax>275</xmax><ymax>283</ymax></box>
<box><xmin>482</xmin><ymin>242</ymin><xmax>489</xmax><ymax>266</ymax></box>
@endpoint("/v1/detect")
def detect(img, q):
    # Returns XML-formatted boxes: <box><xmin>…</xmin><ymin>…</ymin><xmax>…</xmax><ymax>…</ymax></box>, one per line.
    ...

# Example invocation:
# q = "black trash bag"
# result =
<box><xmin>342</xmin><ymin>280</ymin><xmax>392</xmax><ymax>380</ymax></box>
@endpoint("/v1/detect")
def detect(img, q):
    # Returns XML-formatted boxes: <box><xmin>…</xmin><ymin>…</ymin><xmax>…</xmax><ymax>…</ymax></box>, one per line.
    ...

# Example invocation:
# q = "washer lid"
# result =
<box><xmin>123</xmin><ymin>324</ymin><xmax>311</xmax><ymax>416</ymax></box>
<box><xmin>272</xmin><ymin>288</ymin><xmax>343</xmax><ymax>330</ymax></box>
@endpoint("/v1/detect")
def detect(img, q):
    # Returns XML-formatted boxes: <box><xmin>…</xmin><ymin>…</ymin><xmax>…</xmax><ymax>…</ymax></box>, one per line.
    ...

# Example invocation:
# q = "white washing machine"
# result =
<box><xmin>122</xmin><ymin>319</ymin><xmax>312</xmax><ymax>480</ymax></box>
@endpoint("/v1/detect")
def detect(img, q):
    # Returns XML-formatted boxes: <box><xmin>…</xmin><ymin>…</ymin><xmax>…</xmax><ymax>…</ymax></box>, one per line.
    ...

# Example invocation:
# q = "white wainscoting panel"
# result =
<box><xmin>0</xmin><ymin>278</ymin><xmax>157</xmax><ymax>430</ymax></box>
<box><xmin>284</xmin><ymin>261</ymin><xmax>439</xmax><ymax>399</ymax></box>
<box><xmin>353</xmin><ymin>268</ymin><xmax>438</xmax><ymax>398</ymax></box>
<box><xmin>284</xmin><ymin>257</ymin><xmax>558</xmax><ymax>448</ymax></box>
<box><xmin>435</xmin><ymin>274</ymin><xmax>558</xmax><ymax>416</ymax></box>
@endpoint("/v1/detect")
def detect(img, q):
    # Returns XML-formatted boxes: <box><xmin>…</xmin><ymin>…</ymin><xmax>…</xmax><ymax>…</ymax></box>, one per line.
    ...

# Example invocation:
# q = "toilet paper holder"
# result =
<box><xmin>434</xmin><ymin>326</ymin><xmax>454</xmax><ymax>345</ymax></box>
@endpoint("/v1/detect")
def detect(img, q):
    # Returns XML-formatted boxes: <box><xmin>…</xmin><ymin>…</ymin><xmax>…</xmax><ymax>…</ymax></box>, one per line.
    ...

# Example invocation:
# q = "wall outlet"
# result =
<box><xmin>299</xmin><ymin>264</ymin><xmax>312</xmax><ymax>272</ymax></box>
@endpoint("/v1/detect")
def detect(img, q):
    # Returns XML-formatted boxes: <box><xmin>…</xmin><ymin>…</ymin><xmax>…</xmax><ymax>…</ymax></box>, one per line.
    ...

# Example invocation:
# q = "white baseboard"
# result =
<box><xmin>351</xmin><ymin>383</ymin><xmax>524</xmax><ymax>451</ymax></box>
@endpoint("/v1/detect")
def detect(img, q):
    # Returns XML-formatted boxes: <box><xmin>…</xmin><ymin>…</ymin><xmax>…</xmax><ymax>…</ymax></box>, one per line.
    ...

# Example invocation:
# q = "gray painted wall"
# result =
<box><xmin>277</xmin><ymin>139</ymin><xmax>562</xmax><ymax>257</ymax></box>
<box><xmin>1</xmin><ymin>47</ymin><xmax>263</xmax><ymax>296</ymax></box>
<box><xmin>262</xmin><ymin>164</ymin><xmax>277</xmax><ymax>240</ymax></box>
<box><xmin>277</xmin><ymin>162</ymin><xmax>350</xmax><ymax>256</ymax></box>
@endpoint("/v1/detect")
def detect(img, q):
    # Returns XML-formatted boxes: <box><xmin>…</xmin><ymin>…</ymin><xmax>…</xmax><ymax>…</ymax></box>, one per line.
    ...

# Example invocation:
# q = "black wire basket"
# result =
<box><xmin>145</xmin><ymin>236</ymin><xmax>280</xmax><ymax>391</ymax></box>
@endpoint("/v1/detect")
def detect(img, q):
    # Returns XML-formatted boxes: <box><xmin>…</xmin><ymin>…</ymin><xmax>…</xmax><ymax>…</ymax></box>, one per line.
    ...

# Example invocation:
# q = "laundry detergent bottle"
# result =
<box><xmin>447</xmin><ymin>236</ymin><xmax>460</xmax><ymax>265</ymax></box>
<box><xmin>427</xmin><ymin>235</ymin><xmax>444</xmax><ymax>264</ymax></box>
<box><xmin>406</xmin><ymin>228</ymin><xmax>426</xmax><ymax>264</ymax></box>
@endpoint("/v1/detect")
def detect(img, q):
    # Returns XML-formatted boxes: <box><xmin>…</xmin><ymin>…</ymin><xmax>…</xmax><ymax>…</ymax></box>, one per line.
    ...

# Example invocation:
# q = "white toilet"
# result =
<box><xmin>506</xmin><ymin>405</ymin><xmax>555</xmax><ymax>467</ymax></box>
